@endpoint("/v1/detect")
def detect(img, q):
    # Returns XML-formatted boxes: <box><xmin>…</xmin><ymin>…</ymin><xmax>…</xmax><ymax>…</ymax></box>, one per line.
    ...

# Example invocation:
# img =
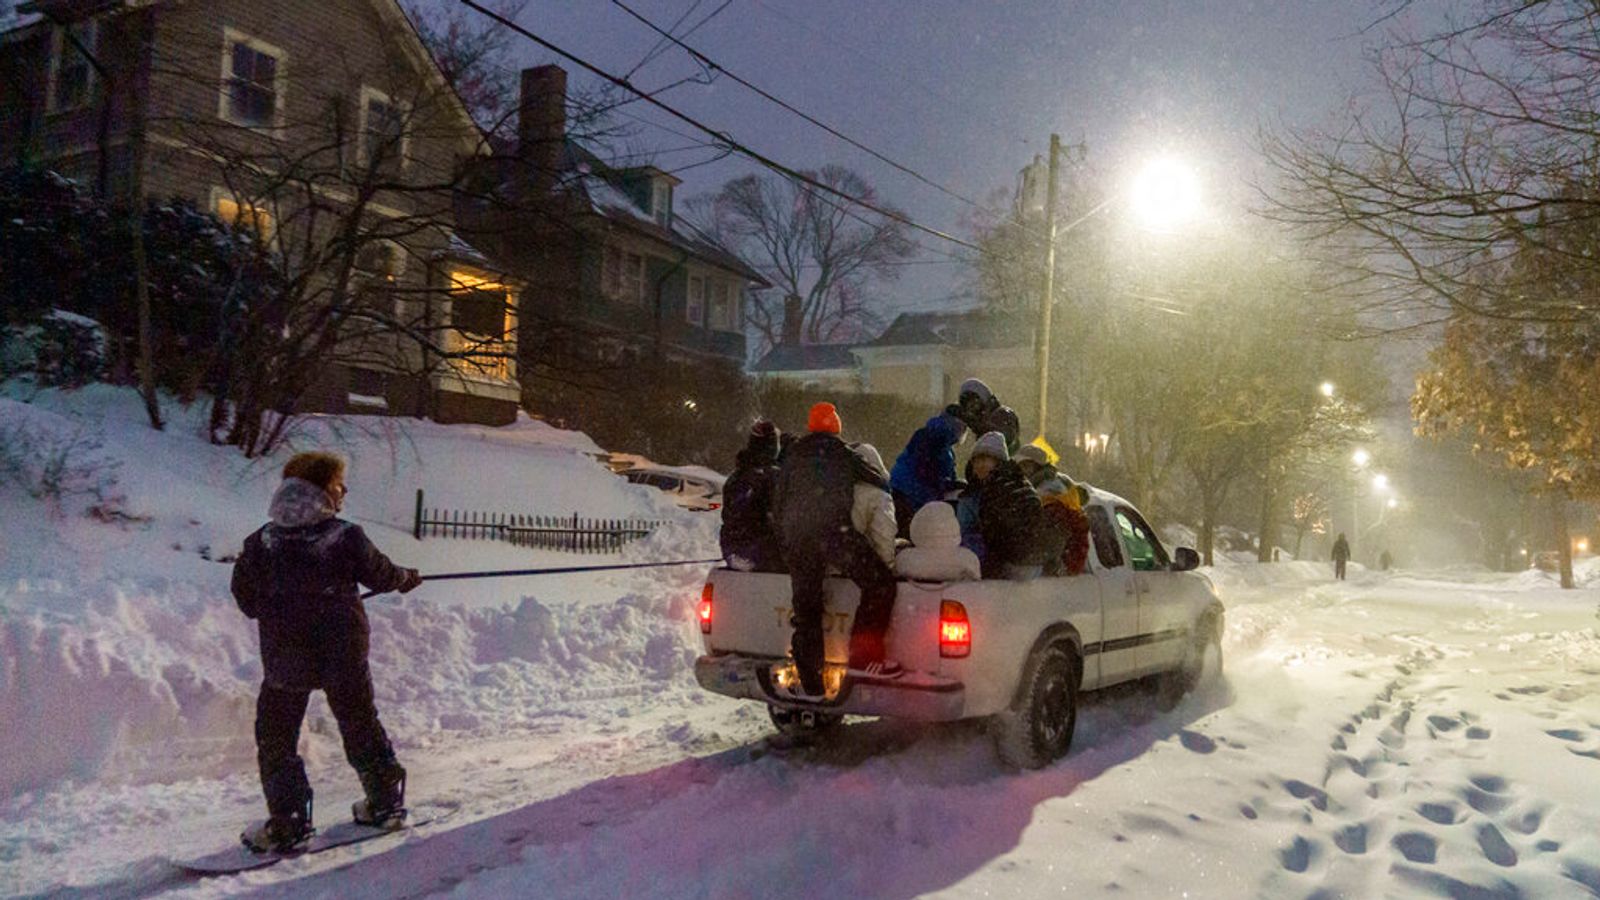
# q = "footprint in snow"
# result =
<box><xmin>1279</xmin><ymin>835</ymin><xmax>1317</xmax><ymax>873</ymax></box>
<box><xmin>1476</xmin><ymin>823</ymin><xmax>1518</xmax><ymax>867</ymax></box>
<box><xmin>1393</xmin><ymin>831</ymin><xmax>1438</xmax><ymax>864</ymax></box>
<box><xmin>1465</xmin><ymin>726</ymin><xmax>1493</xmax><ymax>740</ymax></box>
<box><xmin>1178</xmin><ymin>730</ymin><xmax>1217</xmax><ymax>754</ymax></box>
<box><xmin>1508</xmin><ymin>685</ymin><xmax>1550</xmax><ymax>695</ymax></box>
<box><xmin>1283</xmin><ymin>779</ymin><xmax>1331</xmax><ymax>811</ymax></box>
<box><xmin>1506</xmin><ymin>806</ymin><xmax>1545</xmax><ymax>836</ymax></box>
<box><xmin>1334</xmin><ymin>822</ymin><xmax>1370</xmax><ymax>855</ymax></box>
<box><xmin>1417</xmin><ymin>801</ymin><xmax>1462</xmax><ymax>825</ymax></box>
<box><xmin>1545</xmin><ymin>728</ymin><xmax>1585</xmax><ymax>742</ymax></box>
<box><xmin>1426</xmin><ymin>714</ymin><xmax>1461</xmax><ymax>733</ymax></box>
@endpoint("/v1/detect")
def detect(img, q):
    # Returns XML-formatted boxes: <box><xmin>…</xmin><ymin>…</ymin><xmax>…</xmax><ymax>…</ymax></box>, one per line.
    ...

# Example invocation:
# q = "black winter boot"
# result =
<box><xmin>353</xmin><ymin>763</ymin><xmax>407</xmax><ymax>828</ymax></box>
<box><xmin>242</xmin><ymin>796</ymin><xmax>314</xmax><ymax>853</ymax></box>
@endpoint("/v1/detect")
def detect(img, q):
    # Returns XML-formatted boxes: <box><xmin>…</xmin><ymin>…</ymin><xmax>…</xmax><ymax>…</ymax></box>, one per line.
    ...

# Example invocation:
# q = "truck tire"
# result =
<box><xmin>1157</xmin><ymin>612</ymin><xmax>1223</xmax><ymax>711</ymax></box>
<box><xmin>768</xmin><ymin>704</ymin><xmax>843</xmax><ymax>738</ymax></box>
<box><xmin>992</xmin><ymin>643</ymin><xmax>1079</xmax><ymax>770</ymax></box>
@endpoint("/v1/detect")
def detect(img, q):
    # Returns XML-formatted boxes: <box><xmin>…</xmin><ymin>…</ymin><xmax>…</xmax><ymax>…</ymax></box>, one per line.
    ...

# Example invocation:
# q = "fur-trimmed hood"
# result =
<box><xmin>268</xmin><ymin>477</ymin><xmax>337</xmax><ymax>529</ymax></box>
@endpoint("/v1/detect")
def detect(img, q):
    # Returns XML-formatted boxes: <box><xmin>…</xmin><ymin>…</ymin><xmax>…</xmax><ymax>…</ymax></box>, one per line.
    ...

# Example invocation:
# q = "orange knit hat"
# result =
<box><xmin>807</xmin><ymin>402</ymin><xmax>841</xmax><ymax>434</ymax></box>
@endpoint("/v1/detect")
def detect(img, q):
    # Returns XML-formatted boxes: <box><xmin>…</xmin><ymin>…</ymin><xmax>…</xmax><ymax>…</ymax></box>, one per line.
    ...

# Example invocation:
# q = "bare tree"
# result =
<box><xmin>1259</xmin><ymin>0</ymin><xmax>1600</xmax><ymax>331</ymax></box>
<box><xmin>690</xmin><ymin>166</ymin><xmax>916</xmax><ymax>355</ymax></box>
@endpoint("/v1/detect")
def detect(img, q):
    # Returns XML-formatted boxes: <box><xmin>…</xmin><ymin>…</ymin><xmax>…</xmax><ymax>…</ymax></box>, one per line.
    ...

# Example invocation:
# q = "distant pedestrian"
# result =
<box><xmin>1379</xmin><ymin>550</ymin><xmax>1393</xmax><ymax>572</ymax></box>
<box><xmin>232</xmin><ymin>452</ymin><xmax>422</xmax><ymax>853</ymax></box>
<box><xmin>1331</xmin><ymin>532</ymin><xmax>1351</xmax><ymax>581</ymax></box>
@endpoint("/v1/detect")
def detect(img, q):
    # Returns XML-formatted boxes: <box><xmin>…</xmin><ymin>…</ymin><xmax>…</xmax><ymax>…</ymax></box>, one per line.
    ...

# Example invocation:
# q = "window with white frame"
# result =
<box><xmin>359</xmin><ymin>86</ymin><xmax>407</xmax><ymax>174</ymax></box>
<box><xmin>651</xmin><ymin>181</ymin><xmax>671</xmax><ymax>227</ymax></box>
<box><xmin>220</xmin><ymin>28</ymin><xmax>284</xmax><ymax>128</ymax></box>
<box><xmin>708</xmin><ymin>280</ymin><xmax>739</xmax><ymax>331</ymax></box>
<box><xmin>686</xmin><ymin>275</ymin><xmax>705</xmax><ymax>326</ymax></box>
<box><xmin>47</xmin><ymin>19</ymin><xmax>97</xmax><ymax>113</ymax></box>
<box><xmin>602</xmin><ymin>245</ymin><xmax>646</xmax><ymax>305</ymax></box>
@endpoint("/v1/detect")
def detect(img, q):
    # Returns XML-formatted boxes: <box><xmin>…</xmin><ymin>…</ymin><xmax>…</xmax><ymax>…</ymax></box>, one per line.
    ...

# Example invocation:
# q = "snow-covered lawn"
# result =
<box><xmin>4</xmin><ymin>388</ymin><xmax>1600</xmax><ymax>898</ymax></box>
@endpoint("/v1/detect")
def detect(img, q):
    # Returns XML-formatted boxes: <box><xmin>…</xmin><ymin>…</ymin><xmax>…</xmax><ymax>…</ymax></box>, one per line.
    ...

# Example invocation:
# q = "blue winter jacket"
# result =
<box><xmin>889</xmin><ymin>411</ymin><xmax>966</xmax><ymax>510</ymax></box>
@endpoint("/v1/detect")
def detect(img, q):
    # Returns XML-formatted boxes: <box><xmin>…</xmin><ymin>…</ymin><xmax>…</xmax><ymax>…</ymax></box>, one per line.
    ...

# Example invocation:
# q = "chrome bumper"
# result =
<box><xmin>694</xmin><ymin>653</ymin><xmax>967</xmax><ymax>721</ymax></box>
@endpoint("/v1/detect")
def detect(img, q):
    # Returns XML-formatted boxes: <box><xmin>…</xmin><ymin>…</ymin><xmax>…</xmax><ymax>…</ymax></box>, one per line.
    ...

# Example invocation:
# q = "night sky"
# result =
<box><xmin>447</xmin><ymin>2</ymin><xmax>1422</xmax><ymax>311</ymax></box>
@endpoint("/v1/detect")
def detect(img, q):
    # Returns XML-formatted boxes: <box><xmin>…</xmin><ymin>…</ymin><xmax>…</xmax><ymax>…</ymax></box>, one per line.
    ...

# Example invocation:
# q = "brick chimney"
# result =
<box><xmin>517</xmin><ymin>65</ymin><xmax>567</xmax><ymax>192</ymax></box>
<box><xmin>781</xmin><ymin>294</ymin><xmax>803</xmax><ymax>346</ymax></box>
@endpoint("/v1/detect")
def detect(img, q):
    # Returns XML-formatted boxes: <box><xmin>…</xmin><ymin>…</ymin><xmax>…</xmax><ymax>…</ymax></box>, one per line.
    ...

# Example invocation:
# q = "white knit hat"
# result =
<box><xmin>972</xmin><ymin>430</ymin><xmax>1009</xmax><ymax>462</ymax></box>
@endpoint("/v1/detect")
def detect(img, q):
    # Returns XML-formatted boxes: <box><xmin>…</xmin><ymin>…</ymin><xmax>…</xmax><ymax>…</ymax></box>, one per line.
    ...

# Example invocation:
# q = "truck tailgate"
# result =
<box><xmin>702</xmin><ymin>569</ymin><xmax>947</xmax><ymax>673</ymax></box>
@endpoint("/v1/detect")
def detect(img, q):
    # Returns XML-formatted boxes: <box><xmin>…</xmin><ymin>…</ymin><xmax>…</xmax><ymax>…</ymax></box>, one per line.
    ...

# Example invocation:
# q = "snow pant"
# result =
<box><xmin>255</xmin><ymin>664</ymin><xmax>402</xmax><ymax>820</ymax></box>
<box><xmin>892</xmin><ymin>490</ymin><xmax>920</xmax><ymax>539</ymax></box>
<box><xmin>1334</xmin><ymin>560</ymin><xmax>1347</xmax><ymax>580</ymax></box>
<box><xmin>782</xmin><ymin>528</ymin><xmax>897</xmax><ymax>694</ymax></box>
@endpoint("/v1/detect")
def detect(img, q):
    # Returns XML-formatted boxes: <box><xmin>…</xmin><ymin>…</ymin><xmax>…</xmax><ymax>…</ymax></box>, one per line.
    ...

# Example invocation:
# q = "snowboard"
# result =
<box><xmin>172</xmin><ymin>805</ymin><xmax>453</xmax><ymax>876</ymax></box>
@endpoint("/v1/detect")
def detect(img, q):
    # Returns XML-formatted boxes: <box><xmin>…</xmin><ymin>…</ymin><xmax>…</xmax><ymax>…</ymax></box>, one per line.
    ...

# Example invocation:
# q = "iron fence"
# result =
<box><xmin>412</xmin><ymin>489</ymin><xmax>662</xmax><ymax>554</ymax></box>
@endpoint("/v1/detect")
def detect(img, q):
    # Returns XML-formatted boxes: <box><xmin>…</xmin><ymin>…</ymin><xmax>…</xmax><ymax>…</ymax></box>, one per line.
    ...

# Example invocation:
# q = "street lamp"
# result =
<box><xmin>1033</xmin><ymin>140</ymin><xmax>1201</xmax><ymax>442</ymax></box>
<box><xmin>1320</xmin><ymin>381</ymin><xmax>1335</xmax><ymax>398</ymax></box>
<box><xmin>1352</xmin><ymin>448</ymin><xmax>1371</xmax><ymax>467</ymax></box>
<box><xmin>1372</xmin><ymin>473</ymin><xmax>1390</xmax><ymax>492</ymax></box>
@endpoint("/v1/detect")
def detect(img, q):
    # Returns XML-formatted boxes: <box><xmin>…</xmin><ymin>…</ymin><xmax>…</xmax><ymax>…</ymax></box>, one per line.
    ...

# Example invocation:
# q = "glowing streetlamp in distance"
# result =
<box><xmin>1352</xmin><ymin>448</ymin><xmax>1371</xmax><ymax>468</ymax></box>
<box><xmin>1372</xmin><ymin>473</ymin><xmax>1390</xmax><ymax>492</ymax></box>
<box><xmin>1128</xmin><ymin>157</ymin><xmax>1202</xmax><ymax>231</ymax></box>
<box><xmin>1387</xmin><ymin>497</ymin><xmax>1399</xmax><ymax>509</ymax></box>
<box><xmin>1320</xmin><ymin>381</ymin><xmax>1335</xmax><ymax>398</ymax></box>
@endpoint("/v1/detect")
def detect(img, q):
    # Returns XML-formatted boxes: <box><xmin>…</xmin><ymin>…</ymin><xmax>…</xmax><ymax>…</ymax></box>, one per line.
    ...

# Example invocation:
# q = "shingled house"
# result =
<box><xmin>0</xmin><ymin>0</ymin><xmax>520</xmax><ymax>424</ymax></box>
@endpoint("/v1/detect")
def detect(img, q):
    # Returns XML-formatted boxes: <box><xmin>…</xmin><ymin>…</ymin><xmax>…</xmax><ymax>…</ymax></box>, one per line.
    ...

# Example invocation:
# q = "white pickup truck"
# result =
<box><xmin>694</xmin><ymin>486</ymin><xmax>1225</xmax><ymax>768</ymax></box>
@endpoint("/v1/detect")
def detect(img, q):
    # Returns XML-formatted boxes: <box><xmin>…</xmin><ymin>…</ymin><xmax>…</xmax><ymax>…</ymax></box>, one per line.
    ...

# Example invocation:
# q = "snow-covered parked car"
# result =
<box><xmin>618</xmin><ymin>464</ymin><xmax>725</xmax><ymax>512</ymax></box>
<box><xmin>694</xmin><ymin>487</ymin><xmax>1224</xmax><ymax>768</ymax></box>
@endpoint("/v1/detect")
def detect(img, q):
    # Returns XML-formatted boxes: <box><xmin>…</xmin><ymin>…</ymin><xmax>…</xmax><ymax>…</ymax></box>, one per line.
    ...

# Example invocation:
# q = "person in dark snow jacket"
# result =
<box><xmin>1015</xmin><ymin>444</ymin><xmax>1091</xmax><ymax>576</ymax></box>
<box><xmin>957</xmin><ymin>432</ymin><xmax>1057</xmax><ymax>579</ymax></box>
<box><xmin>888</xmin><ymin>406</ymin><xmax>968</xmax><ymax>535</ymax></box>
<box><xmin>773</xmin><ymin>402</ymin><xmax>899</xmax><ymax>697</ymax></box>
<box><xmin>955</xmin><ymin>378</ymin><xmax>1021</xmax><ymax>456</ymax></box>
<box><xmin>1331</xmin><ymin>533</ymin><xmax>1351</xmax><ymax>581</ymax></box>
<box><xmin>231</xmin><ymin>452</ymin><xmax>422</xmax><ymax>853</ymax></box>
<box><xmin>720</xmin><ymin>420</ymin><xmax>784</xmax><ymax>572</ymax></box>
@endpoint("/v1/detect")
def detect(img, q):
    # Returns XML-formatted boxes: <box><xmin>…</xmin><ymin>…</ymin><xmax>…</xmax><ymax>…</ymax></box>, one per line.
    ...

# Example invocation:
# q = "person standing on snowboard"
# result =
<box><xmin>773</xmin><ymin>402</ymin><xmax>899</xmax><ymax>699</ymax></box>
<box><xmin>231</xmin><ymin>452</ymin><xmax>422</xmax><ymax>852</ymax></box>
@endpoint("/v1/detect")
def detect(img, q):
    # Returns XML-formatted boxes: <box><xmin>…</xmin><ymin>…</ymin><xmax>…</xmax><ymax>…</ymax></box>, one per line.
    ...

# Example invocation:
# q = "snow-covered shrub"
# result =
<box><xmin>0</xmin><ymin>310</ymin><xmax>109</xmax><ymax>388</ymax></box>
<box><xmin>0</xmin><ymin>418</ymin><xmax>122</xmax><ymax>506</ymax></box>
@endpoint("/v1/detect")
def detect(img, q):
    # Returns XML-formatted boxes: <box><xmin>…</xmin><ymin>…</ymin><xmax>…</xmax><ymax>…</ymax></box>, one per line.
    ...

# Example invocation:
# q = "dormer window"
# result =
<box><xmin>651</xmin><ymin>180</ymin><xmax>671</xmax><ymax>227</ymax></box>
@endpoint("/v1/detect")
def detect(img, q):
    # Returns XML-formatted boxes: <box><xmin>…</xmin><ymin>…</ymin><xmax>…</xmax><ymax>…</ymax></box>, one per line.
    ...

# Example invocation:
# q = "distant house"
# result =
<box><xmin>460</xmin><ymin>65</ymin><xmax>768</xmax><ymax>392</ymax></box>
<box><xmin>0</xmin><ymin>0</ymin><xmax>520</xmax><ymax>425</ymax></box>
<box><xmin>753</xmin><ymin>307</ymin><xmax>1035</xmax><ymax>418</ymax></box>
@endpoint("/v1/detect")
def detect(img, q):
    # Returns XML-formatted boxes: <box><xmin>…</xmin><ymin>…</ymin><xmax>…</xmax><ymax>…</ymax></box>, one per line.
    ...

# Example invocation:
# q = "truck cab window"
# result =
<box><xmin>1115</xmin><ymin>507</ymin><xmax>1170</xmax><ymax>572</ymax></box>
<box><xmin>1086</xmin><ymin>506</ymin><xmax>1123</xmax><ymax>569</ymax></box>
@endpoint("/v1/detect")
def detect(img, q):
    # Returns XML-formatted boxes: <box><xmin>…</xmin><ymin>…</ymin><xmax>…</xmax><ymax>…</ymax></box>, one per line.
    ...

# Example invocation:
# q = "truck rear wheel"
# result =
<box><xmin>992</xmin><ymin>643</ymin><xmax>1079</xmax><ymax>770</ymax></box>
<box><xmin>768</xmin><ymin>704</ymin><xmax>843</xmax><ymax>738</ymax></box>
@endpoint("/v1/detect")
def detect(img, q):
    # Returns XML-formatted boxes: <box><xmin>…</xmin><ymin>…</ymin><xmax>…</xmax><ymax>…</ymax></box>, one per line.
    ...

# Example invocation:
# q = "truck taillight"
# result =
<box><xmin>939</xmin><ymin>600</ymin><xmax>970</xmax><ymax>658</ymax></box>
<box><xmin>698</xmin><ymin>583</ymin><xmax>714</xmax><ymax>634</ymax></box>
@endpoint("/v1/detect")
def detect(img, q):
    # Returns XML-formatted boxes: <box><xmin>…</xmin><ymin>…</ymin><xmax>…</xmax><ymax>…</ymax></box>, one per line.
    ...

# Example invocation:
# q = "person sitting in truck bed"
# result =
<box><xmin>896</xmin><ymin>501</ymin><xmax>981</xmax><ymax>582</ymax></box>
<box><xmin>888</xmin><ymin>404</ymin><xmax>968</xmax><ymax>537</ymax></box>
<box><xmin>1014</xmin><ymin>444</ymin><xmax>1090</xmax><ymax>576</ymax></box>
<box><xmin>721</xmin><ymin>419</ymin><xmax>785</xmax><ymax>573</ymax></box>
<box><xmin>850</xmin><ymin>443</ymin><xmax>899</xmax><ymax>572</ymax></box>
<box><xmin>957</xmin><ymin>432</ymin><xmax>1058</xmax><ymax>579</ymax></box>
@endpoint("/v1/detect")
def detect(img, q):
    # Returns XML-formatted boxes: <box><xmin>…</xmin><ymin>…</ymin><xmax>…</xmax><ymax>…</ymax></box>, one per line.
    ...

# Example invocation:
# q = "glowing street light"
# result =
<box><xmin>1372</xmin><ymin>473</ymin><xmax>1390</xmax><ymax>492</ymax></box>
<box><xmin>1320</xmin><ymin>381</ymin><xmax>1335</xmax><ymax>398</ymax></box>
<box><xmin>1387</xmin><ymin>497</ymin><xmax>1399</xmax><ymax>509</ymax></box>
<box><xmin>1128</xmin><ymin>157</ymin><xmax>1202</xmax><ymax>231</ymax></box>
<box><xmin>1352</xmin><ymin>448</ymin><xmax>1371</xmax><ymax>468</ymax></box>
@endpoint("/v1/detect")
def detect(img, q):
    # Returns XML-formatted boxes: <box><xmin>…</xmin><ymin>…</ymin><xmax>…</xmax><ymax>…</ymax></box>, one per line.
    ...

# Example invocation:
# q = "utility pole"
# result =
<box><xmin>1033</xmin><ymin>133</ymin><xmax>1061</xmax><ymax>438</ymax></box>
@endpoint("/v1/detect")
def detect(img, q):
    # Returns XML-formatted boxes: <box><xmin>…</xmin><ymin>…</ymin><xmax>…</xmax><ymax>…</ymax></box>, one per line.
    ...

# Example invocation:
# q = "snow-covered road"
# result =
<box><xmin>7</xmin><ymin>564</ymin><xmax>1599</xmax><ymax>900</ymax></box>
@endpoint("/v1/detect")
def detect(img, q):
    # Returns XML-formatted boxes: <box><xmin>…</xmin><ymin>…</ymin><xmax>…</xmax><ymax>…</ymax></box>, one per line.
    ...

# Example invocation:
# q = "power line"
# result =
<box><xmin>456</xmin><ymin>0</ymin><xmax>982</xmax><ymax>252</ymax></box>
<box><xmin>606</xmin><ymin>0</ymin><xmax>1007</xmax><ymax>224</ymax></box>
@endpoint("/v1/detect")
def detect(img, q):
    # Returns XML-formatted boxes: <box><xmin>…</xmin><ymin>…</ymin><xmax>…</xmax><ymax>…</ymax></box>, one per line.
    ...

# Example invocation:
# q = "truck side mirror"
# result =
<box><xmin>1173</xmin><ymin>547</ymin><xmax>1201</xmax><ymax>571</ymax></box>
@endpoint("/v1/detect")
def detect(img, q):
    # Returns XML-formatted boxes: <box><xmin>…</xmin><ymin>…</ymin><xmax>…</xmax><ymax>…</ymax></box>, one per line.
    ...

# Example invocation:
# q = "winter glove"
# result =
<box><xmin>397</xmin><ymin>568</ymin><xmax>423</xmax><ymax>593</ymax></box>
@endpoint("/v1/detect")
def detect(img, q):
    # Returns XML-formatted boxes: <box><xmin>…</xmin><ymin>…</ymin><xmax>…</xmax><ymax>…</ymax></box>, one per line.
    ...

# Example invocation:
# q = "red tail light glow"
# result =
<box><xmin>698</xmin><ymin>583</ymin><xmax>714</xmax><ymax>634</ymax></box>
<box><xmin>939</xmin><ymin>600</ymin><xmax>970</xmax><ymax>658</ymax></box>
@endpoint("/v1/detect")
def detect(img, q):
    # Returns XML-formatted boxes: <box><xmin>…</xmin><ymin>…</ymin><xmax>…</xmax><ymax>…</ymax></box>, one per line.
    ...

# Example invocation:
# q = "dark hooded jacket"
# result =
<box><xmin>231</xmin><ymin>478</ymin><xmax>409</xmax><ymax>691</ymax></box>
<box><xmin>773</xmin><ymin>432</ymin><xmax>889</xmax><ymax>548</ymax></box>
<box><xmin>961</xmin><ymin>459</ymin><xmax>1050</xmax><ymax>576</ymax></box>
<box><xmin>889</xmin><ymin>410</ymin><xmax>967</xmax><ymax>509</ymax></box>
<box><xmin>720</xmin><ymin>445</ymin><xmax>783</xmax><ymax>570</ymax></box>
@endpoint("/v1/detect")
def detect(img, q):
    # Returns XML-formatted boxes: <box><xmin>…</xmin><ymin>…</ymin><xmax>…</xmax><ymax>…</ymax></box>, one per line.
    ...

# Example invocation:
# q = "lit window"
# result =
<box><xmin>686</xmin><ymin>275</ymin><xmax>705</xmax><ymax>326</ymax></box>
<box><xmin>359</xmin><ymin>86</ymin><xmax>407</xmax><ymax>173</ymax></box>
<box><xmin>708</xmin><ymin>281</ymin><xmax>739</xmax><ymax>331</ymax></box>
<box><xmin>48</xmin><ymin>20</ymin><xmax>97</xmax><ymax>113</ymax></box>
<box><xmin>449</xmin><ymin>270</ymin><xmax>508</xmax><ymax>338</ymax></box>
<box><xmin>220</xmin><ymin>29</ymin><xmax>283</xmax><ymax>127</ymax></box>
<box><xmin>212</xmin><ymin>190</ymin><xmax>275</xmax><ymax>241</ymax></box>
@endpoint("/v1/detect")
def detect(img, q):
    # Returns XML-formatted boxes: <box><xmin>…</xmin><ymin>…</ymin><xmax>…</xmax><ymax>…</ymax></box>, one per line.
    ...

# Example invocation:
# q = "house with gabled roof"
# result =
<box><xmin>458</xmin><ymin>64</ymin><xmax>769</xmax><ymax>390</ymax></box>
<box><xmin>0</xmin><ymin>0</ymin><xmax>520</xmax><ymax>425</ymax></box>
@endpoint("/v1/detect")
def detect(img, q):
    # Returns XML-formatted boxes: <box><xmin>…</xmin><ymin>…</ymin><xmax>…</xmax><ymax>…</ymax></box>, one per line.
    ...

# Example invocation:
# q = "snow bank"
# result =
<box><xmin>0</xmin><ymin>386</ymin><xmax>719</xmax><ymax>797</ymax></box>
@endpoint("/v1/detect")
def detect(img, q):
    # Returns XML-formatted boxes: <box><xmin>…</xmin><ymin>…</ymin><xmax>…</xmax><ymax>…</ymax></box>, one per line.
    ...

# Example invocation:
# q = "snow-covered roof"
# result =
<box><xmin>751</xmin><ymin>342</ymin><xmax>859</xmax><ymax>373</ymax></box>
<box><xmin>865</xmin><ymin>309</ymin><xmax>1029</xmax><ymax>350</ymax></box>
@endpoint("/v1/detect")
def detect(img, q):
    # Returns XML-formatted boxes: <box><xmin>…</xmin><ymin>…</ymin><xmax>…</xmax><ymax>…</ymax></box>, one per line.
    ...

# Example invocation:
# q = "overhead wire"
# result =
<box><xmin>456</xmin><ymin>0</ymin><xmax>983</xmax><ymax>253</ymax></box>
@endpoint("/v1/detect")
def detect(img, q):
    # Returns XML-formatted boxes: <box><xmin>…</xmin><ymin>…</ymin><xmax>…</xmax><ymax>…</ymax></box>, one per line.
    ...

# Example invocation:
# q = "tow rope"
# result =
<box><xmin>361</xmin><ymin>558</ymin><xmax>725</xmax><ymax>599</ymax></box>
